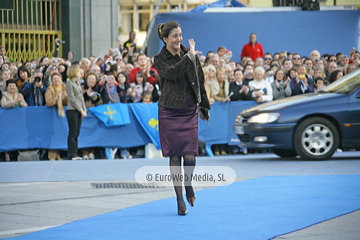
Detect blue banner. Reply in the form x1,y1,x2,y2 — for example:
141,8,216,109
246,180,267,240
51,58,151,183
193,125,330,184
130,103,161,149
0,102,258,152
0,106,151,152
89,103,130,127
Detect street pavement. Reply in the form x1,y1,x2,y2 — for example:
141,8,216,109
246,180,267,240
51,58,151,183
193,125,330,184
0,151,359,239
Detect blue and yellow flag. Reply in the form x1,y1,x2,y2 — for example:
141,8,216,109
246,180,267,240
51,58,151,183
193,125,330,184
130,103,161,149
89,103,130,127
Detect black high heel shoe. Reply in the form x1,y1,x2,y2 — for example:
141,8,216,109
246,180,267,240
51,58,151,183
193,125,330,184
178,209,188,215
177,200,187,216
187,195,196,207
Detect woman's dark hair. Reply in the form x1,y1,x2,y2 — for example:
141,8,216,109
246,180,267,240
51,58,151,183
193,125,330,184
235,62,244,67
39,56,48,65
17,65,30,80
116,72,130,90
157,21,181,44
314,77,325,84
328,70,342,84
6,78,16,87
135,71,148,88
110,64,119,73
206,51,214,58
59,63,68,82
270,60,280,67
274,68,286,81
244,64,253,70
122,51,128,59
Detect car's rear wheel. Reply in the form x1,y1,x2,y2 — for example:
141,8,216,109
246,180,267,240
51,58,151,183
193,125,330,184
294,117,339,160
272,149,298,158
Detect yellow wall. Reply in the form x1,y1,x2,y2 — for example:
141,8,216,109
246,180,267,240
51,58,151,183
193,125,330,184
247,0,272,7
325,0,360,5
247,0,360,7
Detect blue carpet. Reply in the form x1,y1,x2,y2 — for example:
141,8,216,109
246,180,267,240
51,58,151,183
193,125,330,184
11,175,360,240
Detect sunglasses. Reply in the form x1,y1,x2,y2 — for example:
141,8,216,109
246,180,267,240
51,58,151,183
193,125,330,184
279,56,285,59
329,59,337,62
292,57,300,60
264,58,272,60
115,59,122,61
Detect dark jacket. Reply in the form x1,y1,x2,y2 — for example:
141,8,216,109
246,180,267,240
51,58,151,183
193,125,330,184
154,45,210,110
290,77,315,96
229,81,252,101
97,83,132,104
21,80,47,106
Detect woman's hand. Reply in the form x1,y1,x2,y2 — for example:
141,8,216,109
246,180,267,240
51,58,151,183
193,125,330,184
240,85,249,94
188,39,196,56
15,94,22,103
29,76,35,84
255,91,263,97
81,109,87,118
256,96,263,103
221,97,230,103
149,84,154,92
199,111,210,121
284,76,290,85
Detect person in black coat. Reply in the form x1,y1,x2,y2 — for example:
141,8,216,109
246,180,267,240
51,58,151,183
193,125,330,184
229,69,252,101
154,21,210,216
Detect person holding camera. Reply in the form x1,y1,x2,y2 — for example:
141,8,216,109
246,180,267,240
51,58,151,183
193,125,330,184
20,69,47,106
54,38,65,58
271,69,292,100
290,65,315,96
242,64,254,86
98,73,122,104
124,31,137,51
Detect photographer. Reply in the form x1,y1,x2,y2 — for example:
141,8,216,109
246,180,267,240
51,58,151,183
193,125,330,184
20,69,47,106
242,64,254,86
54,38,65,58
124,31,137,51
97,73,122,104
271,69,292,100
44,65,58,86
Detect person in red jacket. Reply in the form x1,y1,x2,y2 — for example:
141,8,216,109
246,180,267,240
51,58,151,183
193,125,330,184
241,33,264,61
129,54,158,84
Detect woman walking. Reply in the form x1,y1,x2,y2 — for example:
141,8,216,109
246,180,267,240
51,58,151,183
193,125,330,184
154,21,210,215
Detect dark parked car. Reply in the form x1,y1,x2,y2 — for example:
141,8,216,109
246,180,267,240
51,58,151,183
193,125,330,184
234,69,360,160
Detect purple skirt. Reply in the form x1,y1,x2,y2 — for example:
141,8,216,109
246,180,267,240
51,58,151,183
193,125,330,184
158,104,198,157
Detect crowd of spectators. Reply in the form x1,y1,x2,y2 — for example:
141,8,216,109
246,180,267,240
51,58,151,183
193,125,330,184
0,33,359,160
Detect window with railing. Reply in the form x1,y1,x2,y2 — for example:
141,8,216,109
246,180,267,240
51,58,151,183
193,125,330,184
0,0,62,62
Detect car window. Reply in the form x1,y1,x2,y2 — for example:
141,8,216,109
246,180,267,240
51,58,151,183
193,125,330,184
324,70,360,94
